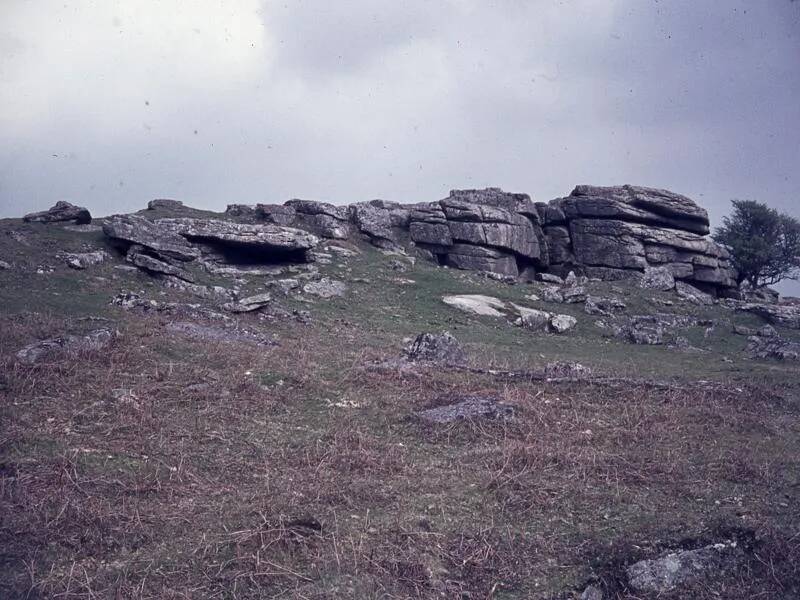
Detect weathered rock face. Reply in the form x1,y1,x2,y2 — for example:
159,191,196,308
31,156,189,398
283,200,350,239
559,184,710,234
103,215,200,262
102,182,736,291
540,185,736,292
156,218,318,259
147,199,184,211
23,201,92,225
408,188,546,278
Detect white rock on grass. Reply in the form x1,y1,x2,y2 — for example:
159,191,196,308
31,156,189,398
549,314,577,333
442,294,507,317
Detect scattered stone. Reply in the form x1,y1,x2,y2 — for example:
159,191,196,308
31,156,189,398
584,295,626,316
747,335,800,361
640,265,676,291
564,271,578,286
757,324,779,338
16,328,114,365
326,245,359,257
62,223,103,233
442,294,507,317
733,325,755,336
23,201,91,224
549,314,577,333
540,286,564,303
538,273,564,284
544,361,592,378
161,278,234,301
269,278,300,294
740,303,800,329
405,332,466,364
580,584,604,600
622,322,664,345
514,306,552,331
0,260,12,269
61,250,109,270
561,285,587,304
303,278,347,298
625,540,742,594
417,396,515,424
222,292,272,313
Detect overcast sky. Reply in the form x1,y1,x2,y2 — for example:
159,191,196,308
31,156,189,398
1,1,798,224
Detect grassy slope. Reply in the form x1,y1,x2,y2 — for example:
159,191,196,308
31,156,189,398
1,215,799,599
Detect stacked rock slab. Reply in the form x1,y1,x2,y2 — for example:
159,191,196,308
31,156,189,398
542,185,737,292
102,214,319,279
24,201,92,225
408,188,546,278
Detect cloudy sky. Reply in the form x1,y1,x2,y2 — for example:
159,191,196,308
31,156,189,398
1,0,798,227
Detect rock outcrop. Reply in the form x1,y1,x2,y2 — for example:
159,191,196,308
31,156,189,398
156,218,318,260
533,185,736,293
103,215,200,262
23,201,92,225
101,184,737,294
408,188,545,279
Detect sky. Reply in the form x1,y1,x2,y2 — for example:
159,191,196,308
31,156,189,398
1,1,799,284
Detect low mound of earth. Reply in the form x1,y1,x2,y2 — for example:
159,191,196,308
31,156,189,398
1,190,799,599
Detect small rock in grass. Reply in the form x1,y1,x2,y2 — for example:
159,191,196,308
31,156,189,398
549,314,577,333
417,396,515,424
625,540,743,594
405,332,466,364
303,278,347,298
16,328,114,365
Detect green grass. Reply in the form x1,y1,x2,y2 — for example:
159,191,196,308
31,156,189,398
1,217,799,598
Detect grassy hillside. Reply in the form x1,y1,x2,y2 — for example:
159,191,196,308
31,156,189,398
1,215,799,598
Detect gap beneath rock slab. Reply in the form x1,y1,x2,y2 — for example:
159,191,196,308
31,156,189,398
191,238,311,266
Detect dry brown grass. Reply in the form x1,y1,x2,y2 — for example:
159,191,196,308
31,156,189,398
1,312,799,599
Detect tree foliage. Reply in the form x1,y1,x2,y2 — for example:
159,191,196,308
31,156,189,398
713,200,800,288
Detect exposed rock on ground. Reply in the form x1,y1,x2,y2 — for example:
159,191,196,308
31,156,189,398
126,245,194,281
416,396,515,424
746,335,800,360
405,332,466,364
60,250,109,270
303,278,346,298
222,293,272,313
23,201,92,225
443,294,578,334
550,314,578,333
16,328,114,364
625,540,743,594
740,303,800,329
544,361,592,378
442,294,507,317
584,295,626,316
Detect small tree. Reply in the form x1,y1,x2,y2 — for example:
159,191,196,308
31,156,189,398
713,200,800,289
